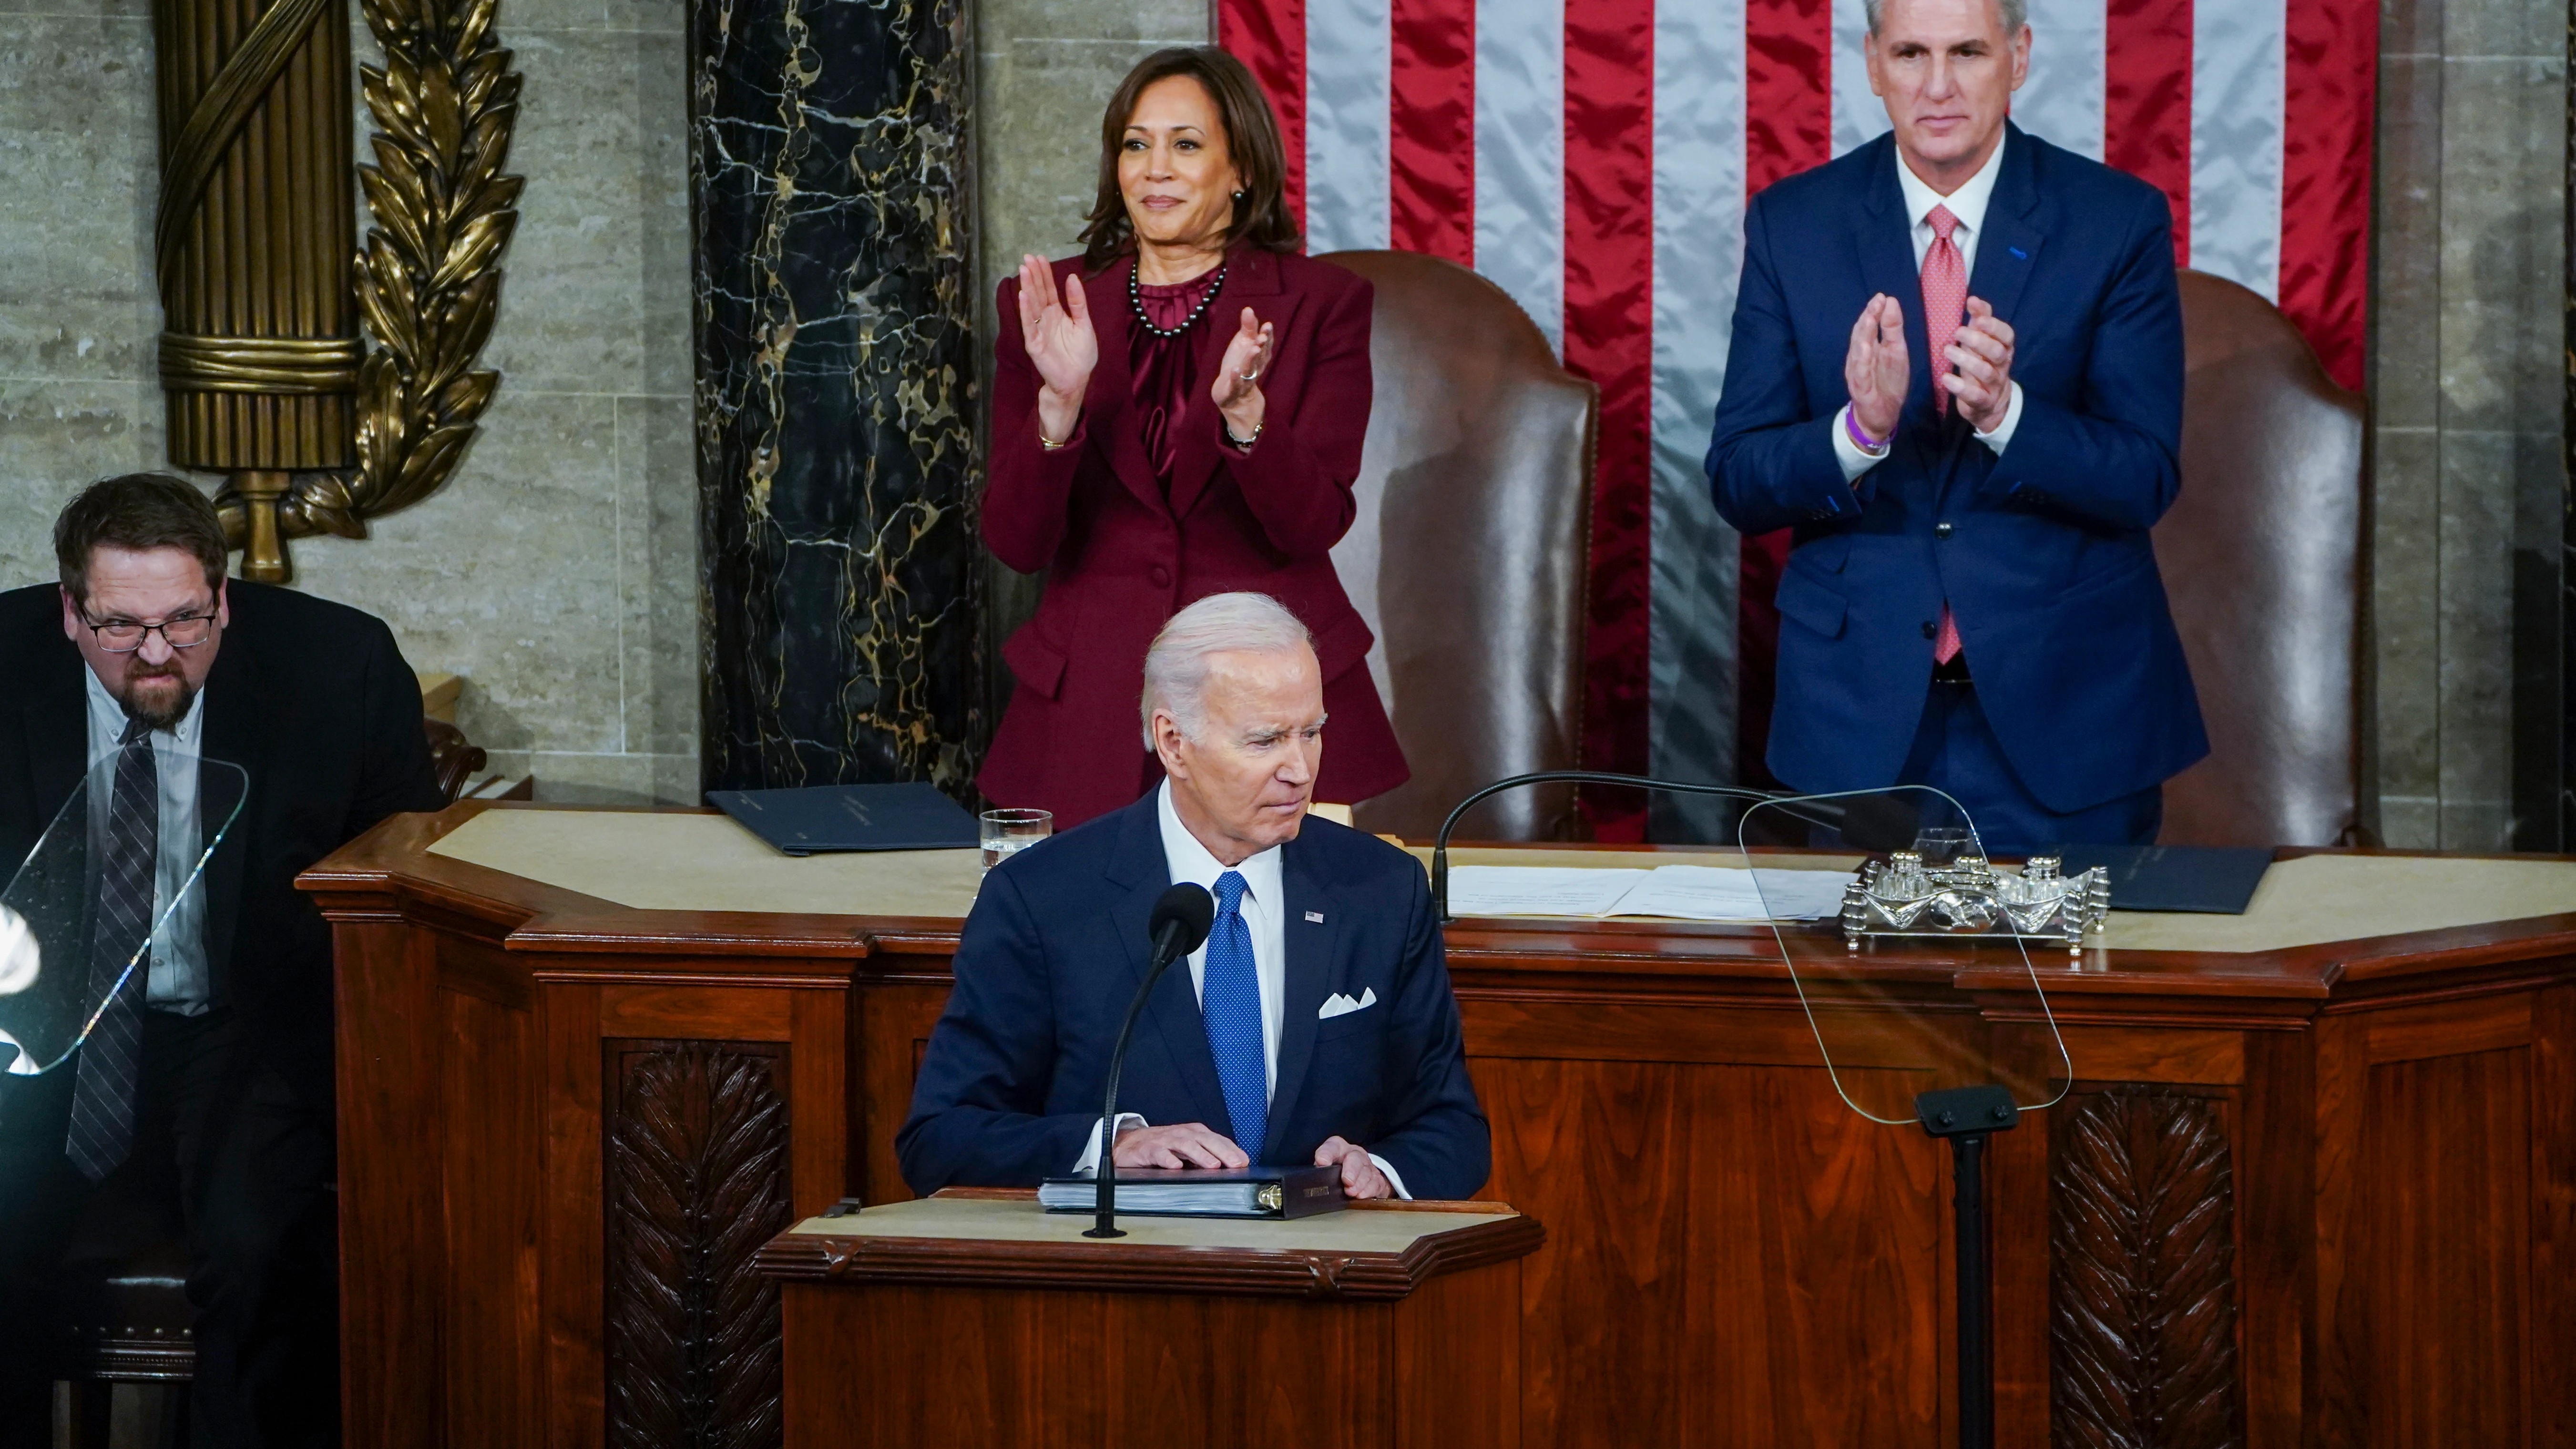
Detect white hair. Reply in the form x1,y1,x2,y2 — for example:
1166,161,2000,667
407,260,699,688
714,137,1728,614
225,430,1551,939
1139,592,1314,747
1865,0,2027,34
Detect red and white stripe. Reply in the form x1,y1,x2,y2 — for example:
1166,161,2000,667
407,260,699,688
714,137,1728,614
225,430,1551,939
1219,0,2373,823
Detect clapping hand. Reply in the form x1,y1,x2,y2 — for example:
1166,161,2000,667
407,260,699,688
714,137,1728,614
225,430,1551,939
1017,253,1097,444
1212,306,1274,445
1942,296,2015,434
1843,293,1908,443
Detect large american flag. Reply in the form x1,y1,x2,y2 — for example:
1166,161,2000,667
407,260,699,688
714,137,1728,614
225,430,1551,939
1217,0,2374,837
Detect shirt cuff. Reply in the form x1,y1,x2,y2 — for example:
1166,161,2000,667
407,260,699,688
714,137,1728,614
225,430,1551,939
1972,382,2024,454
1368,1153,1412,1200
1072,1113,1147,1176
1832,404,1891,482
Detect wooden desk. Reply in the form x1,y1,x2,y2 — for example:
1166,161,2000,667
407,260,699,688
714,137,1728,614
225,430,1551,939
304,802,2576,1449
755,1192,1542,1447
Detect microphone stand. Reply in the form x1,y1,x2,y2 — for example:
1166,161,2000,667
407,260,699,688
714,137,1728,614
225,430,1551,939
1087,920,1196,1239
1431,770,1851,920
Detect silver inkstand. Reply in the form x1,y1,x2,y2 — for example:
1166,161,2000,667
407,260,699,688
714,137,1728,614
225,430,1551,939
1840,851,2110,956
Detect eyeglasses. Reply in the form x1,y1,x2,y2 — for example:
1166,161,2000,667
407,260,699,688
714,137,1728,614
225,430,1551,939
84,612,216,653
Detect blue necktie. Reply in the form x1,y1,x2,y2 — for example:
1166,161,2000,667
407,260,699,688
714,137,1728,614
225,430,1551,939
1200,871,1267,1154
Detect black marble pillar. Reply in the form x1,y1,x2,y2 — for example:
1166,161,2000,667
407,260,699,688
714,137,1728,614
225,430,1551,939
689,0,980,795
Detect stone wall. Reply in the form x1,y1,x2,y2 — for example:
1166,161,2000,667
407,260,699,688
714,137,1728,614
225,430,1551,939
2373,0,2567,848
0,0,696,803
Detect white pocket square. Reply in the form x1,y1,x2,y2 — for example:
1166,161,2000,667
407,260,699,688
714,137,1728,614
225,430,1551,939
1318,987,1378,1020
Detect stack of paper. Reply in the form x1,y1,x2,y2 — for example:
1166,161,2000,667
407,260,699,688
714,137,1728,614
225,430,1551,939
1444,864,1855,922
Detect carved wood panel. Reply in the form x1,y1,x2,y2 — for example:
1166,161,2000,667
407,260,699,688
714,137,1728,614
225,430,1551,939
2051,1087,2244,1449
603,1039,792,1449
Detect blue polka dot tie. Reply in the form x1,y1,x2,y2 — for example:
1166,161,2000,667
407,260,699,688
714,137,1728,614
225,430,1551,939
1200,871,1267,1155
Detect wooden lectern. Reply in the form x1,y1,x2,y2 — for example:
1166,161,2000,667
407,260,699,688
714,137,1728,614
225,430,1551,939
754,1191,1544,1448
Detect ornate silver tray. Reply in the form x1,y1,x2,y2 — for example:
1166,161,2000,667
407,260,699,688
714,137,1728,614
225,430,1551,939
1839,852,2109,955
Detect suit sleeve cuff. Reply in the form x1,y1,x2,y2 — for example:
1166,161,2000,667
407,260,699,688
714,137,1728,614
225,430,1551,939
1367,1153,1412,1200
1832,404,1891,482
1973,382,2024,454
1072,1113,1147,1176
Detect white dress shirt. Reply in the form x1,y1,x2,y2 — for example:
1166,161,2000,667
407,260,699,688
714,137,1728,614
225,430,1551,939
1833,131,2026,480
1072,781,1408,1196
82,668,209,1015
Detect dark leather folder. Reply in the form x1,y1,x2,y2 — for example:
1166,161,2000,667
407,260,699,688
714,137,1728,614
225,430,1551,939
2055,844,2273,915
709,783,981,856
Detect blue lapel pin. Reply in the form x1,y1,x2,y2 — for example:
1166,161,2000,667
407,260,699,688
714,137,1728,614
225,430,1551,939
2008,245,2027,260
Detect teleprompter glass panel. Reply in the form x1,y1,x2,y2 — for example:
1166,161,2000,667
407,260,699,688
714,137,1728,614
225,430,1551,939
1732,786,2076,1126
0,757,247,1079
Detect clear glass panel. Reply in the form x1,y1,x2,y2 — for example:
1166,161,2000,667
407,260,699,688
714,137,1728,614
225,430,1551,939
0,756,248,1077
1732,786,2081,1126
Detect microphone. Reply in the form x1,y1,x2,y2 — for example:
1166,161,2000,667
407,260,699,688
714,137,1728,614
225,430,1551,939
1087,881,1216,1238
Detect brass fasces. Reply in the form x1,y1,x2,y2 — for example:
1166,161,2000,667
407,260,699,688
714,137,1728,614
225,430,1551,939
148,0,520,582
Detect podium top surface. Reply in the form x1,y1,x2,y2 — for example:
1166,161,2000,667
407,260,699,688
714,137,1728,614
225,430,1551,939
418,805,2576,957
755,1192,1544,1301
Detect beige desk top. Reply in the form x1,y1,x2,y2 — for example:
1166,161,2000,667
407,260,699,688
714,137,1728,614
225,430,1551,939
786,1194,1518,1253
431,808,989,918
427,807,2576,956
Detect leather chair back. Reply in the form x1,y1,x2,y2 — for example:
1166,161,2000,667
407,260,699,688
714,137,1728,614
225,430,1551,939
2156,270,2367,846
1314,251,1597,840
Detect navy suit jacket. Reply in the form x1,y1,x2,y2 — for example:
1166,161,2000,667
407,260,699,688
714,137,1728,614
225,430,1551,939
1707,124,2207,812
896,794,1490,1201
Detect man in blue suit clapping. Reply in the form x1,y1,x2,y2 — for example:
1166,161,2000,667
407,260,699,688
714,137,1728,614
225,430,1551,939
899,592,1489,1201
1709,0,2206,854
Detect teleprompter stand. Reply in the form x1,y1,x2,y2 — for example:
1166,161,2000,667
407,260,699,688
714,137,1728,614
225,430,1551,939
1914,1083,2019,1449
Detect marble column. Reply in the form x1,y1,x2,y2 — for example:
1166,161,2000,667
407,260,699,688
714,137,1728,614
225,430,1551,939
689,0,980,795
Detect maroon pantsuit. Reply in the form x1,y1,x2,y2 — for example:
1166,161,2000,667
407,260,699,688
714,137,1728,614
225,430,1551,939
978,244,1409,827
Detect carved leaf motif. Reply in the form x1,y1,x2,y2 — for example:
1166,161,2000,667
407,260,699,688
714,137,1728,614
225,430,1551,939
2051,1088,2244,1449
245,0,521,551
604,1042,791,1449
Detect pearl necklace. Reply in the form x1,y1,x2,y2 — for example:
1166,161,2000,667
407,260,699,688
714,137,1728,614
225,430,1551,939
1129,261,1227,339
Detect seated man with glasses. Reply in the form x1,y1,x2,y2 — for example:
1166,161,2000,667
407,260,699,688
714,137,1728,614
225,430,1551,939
0,473,446,1448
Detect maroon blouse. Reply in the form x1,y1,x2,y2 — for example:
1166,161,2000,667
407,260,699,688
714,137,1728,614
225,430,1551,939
1129,265,1227,489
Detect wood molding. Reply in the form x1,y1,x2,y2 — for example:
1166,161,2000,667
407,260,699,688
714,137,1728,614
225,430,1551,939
755,1200,1545,1303
2050,1087,2245,1448
603,1040,793,1449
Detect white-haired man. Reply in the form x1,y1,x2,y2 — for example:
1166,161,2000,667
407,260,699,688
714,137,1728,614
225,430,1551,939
899,592,1488,1200
1708,0,2203,855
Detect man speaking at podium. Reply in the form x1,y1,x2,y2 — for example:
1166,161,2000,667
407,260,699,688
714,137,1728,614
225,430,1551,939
1708,0,2205,854
900,592,1487,1202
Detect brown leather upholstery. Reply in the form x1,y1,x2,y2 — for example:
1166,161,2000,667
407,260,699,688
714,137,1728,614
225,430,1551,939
2156,270,2367,847
1312,250,1597,841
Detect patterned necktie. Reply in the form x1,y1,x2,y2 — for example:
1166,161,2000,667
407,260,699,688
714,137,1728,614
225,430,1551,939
1922,202,1967,665
68,717,158,1182
1199,871,1267,1155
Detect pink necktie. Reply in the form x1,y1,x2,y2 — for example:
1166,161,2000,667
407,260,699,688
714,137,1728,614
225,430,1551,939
1922,204,1965,665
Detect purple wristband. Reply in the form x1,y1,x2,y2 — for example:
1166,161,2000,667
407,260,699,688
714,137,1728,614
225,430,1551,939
1844,408,1891,453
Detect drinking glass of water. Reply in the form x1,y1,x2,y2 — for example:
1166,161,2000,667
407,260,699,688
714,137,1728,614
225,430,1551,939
980,809,1052,877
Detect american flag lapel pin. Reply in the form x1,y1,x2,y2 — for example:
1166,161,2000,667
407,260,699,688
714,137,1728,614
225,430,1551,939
1305,910,1325,923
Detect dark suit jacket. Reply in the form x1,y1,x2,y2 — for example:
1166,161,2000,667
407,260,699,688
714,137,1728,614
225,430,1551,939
897,794,1489,1200
977,243,1409,828
0,580,445,1111
1707,124,2208,813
